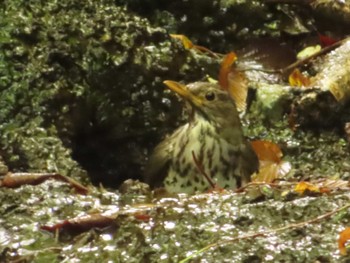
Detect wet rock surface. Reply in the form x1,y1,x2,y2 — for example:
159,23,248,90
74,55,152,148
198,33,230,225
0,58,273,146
1,180,350,262
0,0,219,186
1,0,350,262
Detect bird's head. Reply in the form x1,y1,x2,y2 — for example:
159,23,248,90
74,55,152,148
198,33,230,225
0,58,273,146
163,80,240,126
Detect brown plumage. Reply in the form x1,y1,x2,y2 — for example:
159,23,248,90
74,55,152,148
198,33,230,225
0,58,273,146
144,81,258,194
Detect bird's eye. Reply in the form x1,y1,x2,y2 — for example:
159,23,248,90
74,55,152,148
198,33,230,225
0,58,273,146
205,92,215,101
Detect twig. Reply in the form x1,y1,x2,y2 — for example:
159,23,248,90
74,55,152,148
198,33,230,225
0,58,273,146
180,202,350,263
281,37,348,75
240,37,349,76
193,44,223,59
191,151,216,189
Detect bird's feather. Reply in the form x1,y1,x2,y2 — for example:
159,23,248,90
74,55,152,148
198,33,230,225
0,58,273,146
144,127,183,187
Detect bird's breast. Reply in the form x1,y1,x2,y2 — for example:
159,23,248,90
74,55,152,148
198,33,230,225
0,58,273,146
165,120,244,193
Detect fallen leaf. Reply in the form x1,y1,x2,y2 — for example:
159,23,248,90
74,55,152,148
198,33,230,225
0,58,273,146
251,161,291,184
250,140,290,183
318,33,338,47
219,52,237,90
295,179,349,195
339,227,350,255
288,68,311,87
227,69,248,112
170,34,194,49
134,213,151,222
296,45,321,60
251,140,282,163
294,181,320,195
218,52,248,111
41,213,117,233
41,204,157,234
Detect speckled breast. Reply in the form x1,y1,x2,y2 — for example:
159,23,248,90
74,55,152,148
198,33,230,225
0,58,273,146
164,119,243,194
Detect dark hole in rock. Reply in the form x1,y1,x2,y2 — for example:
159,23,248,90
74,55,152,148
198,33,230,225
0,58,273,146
62,66,182,188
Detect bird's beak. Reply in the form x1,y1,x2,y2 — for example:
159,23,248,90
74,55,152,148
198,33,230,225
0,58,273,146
163,80,203,107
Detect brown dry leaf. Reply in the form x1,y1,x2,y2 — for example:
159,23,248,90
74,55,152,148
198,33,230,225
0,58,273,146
41,203,157,233
320,179,349,193
339,227,350,256
288,68,311,87
219,52,237,90
251,140,282,163
41,213,117,233
227,68,248,112
218,52,247,112
250,140,290,183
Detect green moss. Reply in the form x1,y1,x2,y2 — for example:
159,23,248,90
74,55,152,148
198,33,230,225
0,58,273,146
2,1,350,261
254,83,293,123
0,0,219,185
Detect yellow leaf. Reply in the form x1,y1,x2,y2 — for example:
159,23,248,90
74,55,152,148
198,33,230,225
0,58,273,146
170,34,219,58
296,45,321,60
294,181,320,195
288,68,311,87
170,34,194,49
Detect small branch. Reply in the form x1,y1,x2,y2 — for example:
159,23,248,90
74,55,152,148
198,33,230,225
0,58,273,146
281,37,348,75
180,202,350,263
191,151,216,189
193,45,223,58
240,37,349,76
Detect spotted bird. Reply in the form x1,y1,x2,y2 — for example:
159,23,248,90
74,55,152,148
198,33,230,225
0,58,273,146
145,81,258,194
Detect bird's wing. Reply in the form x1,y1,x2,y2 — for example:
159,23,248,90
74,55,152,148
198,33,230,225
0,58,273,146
144,126,186,187
144,140,172,187
144,126,183,187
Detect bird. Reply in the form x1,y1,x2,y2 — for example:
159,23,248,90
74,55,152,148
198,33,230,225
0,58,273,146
144,80,259,194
